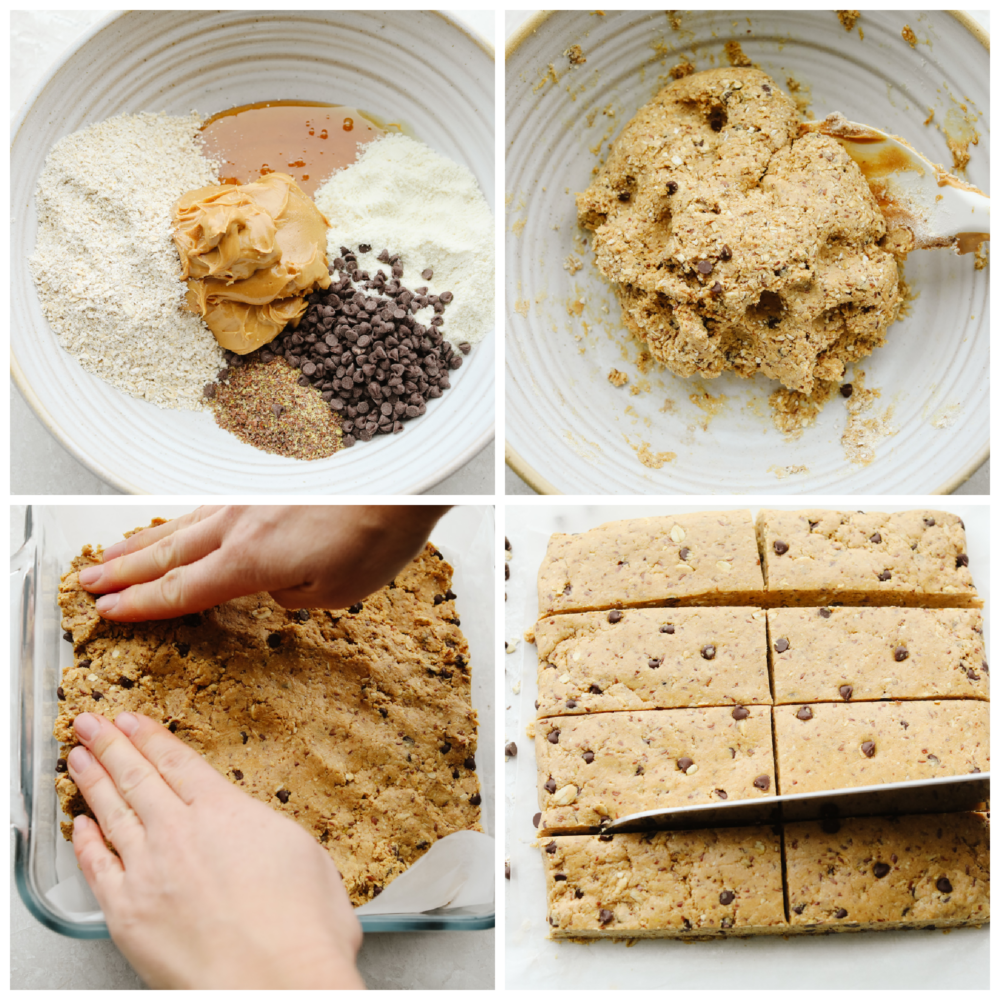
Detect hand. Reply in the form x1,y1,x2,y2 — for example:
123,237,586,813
78,505,450,621
67,711,364,989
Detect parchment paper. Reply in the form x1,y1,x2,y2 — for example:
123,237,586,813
503,503,989,990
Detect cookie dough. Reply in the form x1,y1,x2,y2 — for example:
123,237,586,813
535,606,771,717
537,510,764,616
55,537,481,906
542,826,785,938
768,606,988,703
773,700,989,795
758,509,981,608
577,68,900,396
785,812,989,930
534,706,774,833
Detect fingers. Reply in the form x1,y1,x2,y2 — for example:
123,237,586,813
95,545,267,621
71,813,126,904
79,507,228,596
99,506,223,564
111,711,230,805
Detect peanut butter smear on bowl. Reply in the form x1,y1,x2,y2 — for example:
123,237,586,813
173,172,331,354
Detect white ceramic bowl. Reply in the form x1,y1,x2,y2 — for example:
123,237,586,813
506,10,988,494
12,10,494,494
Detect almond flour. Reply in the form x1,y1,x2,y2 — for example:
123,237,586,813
29,112,224,409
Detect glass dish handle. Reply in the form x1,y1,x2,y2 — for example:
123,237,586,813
10,505,35,835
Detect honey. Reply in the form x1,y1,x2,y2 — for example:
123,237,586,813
200,101,383,197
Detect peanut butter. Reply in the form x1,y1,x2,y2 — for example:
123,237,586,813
173,172,331,354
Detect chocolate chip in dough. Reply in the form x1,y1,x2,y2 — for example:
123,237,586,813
276,789,290,803
349,602,364,614
532,812,541,828
873,862,891,879
295,609,311,622
554,873,568,882
545,841,557,854
894,646,909,662
774,637,789,653
648,658,661,669
720,244,732,261
924,516,935,527
792,904,806,915
696,259,714,275
773,540,789,555
464,756,476,770
470,793,482,806
57,686,65,701
440,742,452,754
839,685,853,701
719,890,735,905
819,608,832,618
63,631,73,643
55,759,68,773
505,861,511,880
91,691,103,701
598,908,614,926
936,877,953,894
870,532,881,544
544,777,557,794
840,384,853,398
566,699,577,708
716,789,728,799
754,774,771,791
607,609,623,623
861,740,876,758
732,706,749,720
589,683,603,695
956,553,969,568
267,633,282,648
232,769,244,781
701,644,716,660
796,706,813,721
598,833,613,842
583,751,595,764
677,756,695,773
574,888,583,898
547,729,560,744
679,547,690,561
878,570,892,581
118,675,134,689
834,908,848,919
660,624,675,634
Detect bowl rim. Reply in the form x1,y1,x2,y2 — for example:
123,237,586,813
503,9,989,497
12,9,495,495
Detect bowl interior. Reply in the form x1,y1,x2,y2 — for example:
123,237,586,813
505,10,988,495
12,10,494,494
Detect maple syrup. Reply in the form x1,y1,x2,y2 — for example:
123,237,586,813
200,101,383,197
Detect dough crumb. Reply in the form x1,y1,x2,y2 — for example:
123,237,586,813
514,298,530,317
768,381,837,438
946,134,976,173
628,437,676,469
837,11,860,31
929,403,961,429
901,24,917,48
563,254,584,275
841,370,896,464
924,108,935,126
767,464,810,480
565,44,586,65
608,368,629,387
524,624,536,644
974,242,988,271
506,637,519,654
725,41,752,67
670,60,696,80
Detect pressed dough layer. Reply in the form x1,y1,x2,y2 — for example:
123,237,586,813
577,67,901,396
55,537,481,906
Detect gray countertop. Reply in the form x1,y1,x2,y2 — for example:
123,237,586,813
11,9,495,497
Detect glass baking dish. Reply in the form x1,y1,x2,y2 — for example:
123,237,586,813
11,504,495,936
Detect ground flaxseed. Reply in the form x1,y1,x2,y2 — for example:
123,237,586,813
208,358,341,460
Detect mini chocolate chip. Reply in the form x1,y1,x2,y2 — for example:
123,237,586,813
267,633,282,648
505,861,511,880
873,862,890,879
701,645,716,660
719,890,735,905
835,908,848,919
774,637,789,653
470,793,482,806
232,769,244,781
349,602,363,614
956,553,969,568
91,691,103,701
241,731,249,744
696,259,713,275
840,384,853,398
936,877,953,894
63,630,72,642
598,908,614,925
839,685,853,701
574,888,584,898
773,540,788,555
545,841,557,854
295,609,311,622
796,706,813,721
548,729,560,744
544,777,557,794
870,532,882,544
434,594,444,605
57,686,65,701
78,659,92,670
677,756,695,773
464,756,476,770
583,751,595,764
679,547,690,560
617,191,631,202
924,517,935,527
720,245,732,260
635,765,644,775
754,774,770,791
598,833,613,842
554,873,568,882
861,740,876,758
792,904,806,915
276,789,290,803
533,812,541,828
505,565,510,581
118,675,134,689
819,607,832,618
175,642,190,657
666,181,678,195
566,699,578,708
660,624,675,634
589,683,603,694
55,759,68,773
732,706,749,720
894,646,909,662
607,609,623,623
648,658,661,669
716,789,728,799
878,570,892,581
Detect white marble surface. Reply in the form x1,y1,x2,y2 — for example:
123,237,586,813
504,11,990,497
11,9,496,497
